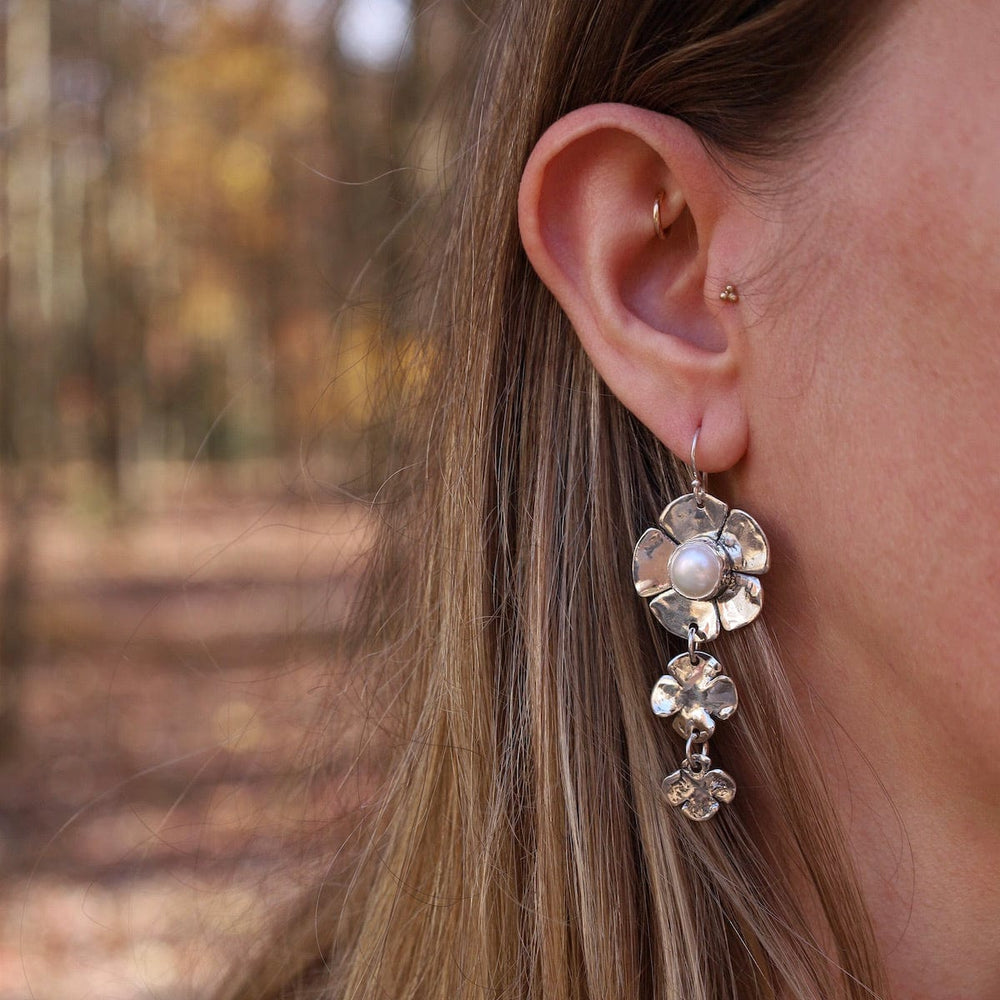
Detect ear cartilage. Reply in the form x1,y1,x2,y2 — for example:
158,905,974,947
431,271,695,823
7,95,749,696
719,284,739,303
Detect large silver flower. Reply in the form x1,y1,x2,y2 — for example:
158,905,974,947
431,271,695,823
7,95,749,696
651,652,737,738
633,492,769,641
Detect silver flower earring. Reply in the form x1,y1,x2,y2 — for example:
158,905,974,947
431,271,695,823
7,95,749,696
632,428,770,820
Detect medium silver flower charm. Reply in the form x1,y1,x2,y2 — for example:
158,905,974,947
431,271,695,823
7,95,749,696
651,652,737,738
662,757,737,822
633,491,769,640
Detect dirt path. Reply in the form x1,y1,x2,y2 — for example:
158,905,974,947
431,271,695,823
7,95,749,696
0,493,374,998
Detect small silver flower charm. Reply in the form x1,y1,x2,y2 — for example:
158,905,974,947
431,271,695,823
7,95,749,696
662,753,737,822
633,492,769,640
651,651,738,738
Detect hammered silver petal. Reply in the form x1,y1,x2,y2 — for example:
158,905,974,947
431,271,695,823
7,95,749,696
697,674,738,722
666,651,720,686
716,574,763,632
658,492,729,544
682,793,722,821
633,527,677,597
650,589,720,641
650,674,682,717
674,706,714,738
662,767,697,808
705,768,737,804
719,509,770,575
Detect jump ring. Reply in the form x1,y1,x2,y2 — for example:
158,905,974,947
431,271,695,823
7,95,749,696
687,624,704,664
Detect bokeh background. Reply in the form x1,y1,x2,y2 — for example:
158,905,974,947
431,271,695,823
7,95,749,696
0,0,482,995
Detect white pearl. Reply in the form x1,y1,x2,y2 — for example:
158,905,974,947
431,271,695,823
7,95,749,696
669,540,723,600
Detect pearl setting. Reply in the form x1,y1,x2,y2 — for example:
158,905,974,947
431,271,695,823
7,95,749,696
667,539,726,601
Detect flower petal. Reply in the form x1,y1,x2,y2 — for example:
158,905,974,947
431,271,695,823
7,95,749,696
683,799,720,821
719,509,770,575
706,768,737,805
698,674,738,722
662,768,696,808
650,675,682,717
674,706,714,739
680,783,723,821
666,651,720,687
633,527,676,597
650,589,720,641
658,492,728,544
716,574,763,632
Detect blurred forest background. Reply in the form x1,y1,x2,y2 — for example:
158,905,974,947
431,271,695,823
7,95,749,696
0,0,483,995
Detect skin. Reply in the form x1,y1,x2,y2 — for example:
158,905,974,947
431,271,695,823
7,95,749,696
738,2,1000,994
519,0,1000,996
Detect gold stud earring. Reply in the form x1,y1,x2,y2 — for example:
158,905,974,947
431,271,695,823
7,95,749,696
719,284,739,303
653,190,669,240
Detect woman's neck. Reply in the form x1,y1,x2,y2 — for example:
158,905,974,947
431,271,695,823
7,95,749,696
778,616,1000,1000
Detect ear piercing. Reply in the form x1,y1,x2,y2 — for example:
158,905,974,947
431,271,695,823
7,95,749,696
653,190,669,240
653,191,740,306
653,188,740,302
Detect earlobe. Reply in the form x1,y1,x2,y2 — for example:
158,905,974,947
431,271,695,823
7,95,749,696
517,103,751,473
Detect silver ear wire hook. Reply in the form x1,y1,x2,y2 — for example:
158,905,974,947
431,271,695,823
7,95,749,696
690,427,707,508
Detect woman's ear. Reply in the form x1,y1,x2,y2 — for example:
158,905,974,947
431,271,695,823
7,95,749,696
518,103,754,472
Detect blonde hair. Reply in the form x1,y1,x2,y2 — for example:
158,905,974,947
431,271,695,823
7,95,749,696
218,2,891,997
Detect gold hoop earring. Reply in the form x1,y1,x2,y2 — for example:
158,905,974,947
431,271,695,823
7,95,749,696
653,190,669,240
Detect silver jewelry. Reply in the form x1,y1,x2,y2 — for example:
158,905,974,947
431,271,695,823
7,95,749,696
632,428,769,820
719,284,739,303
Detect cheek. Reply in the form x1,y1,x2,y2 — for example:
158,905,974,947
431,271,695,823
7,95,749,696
828,164,1000,640
738,0,1000,774
746,211,1000,762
